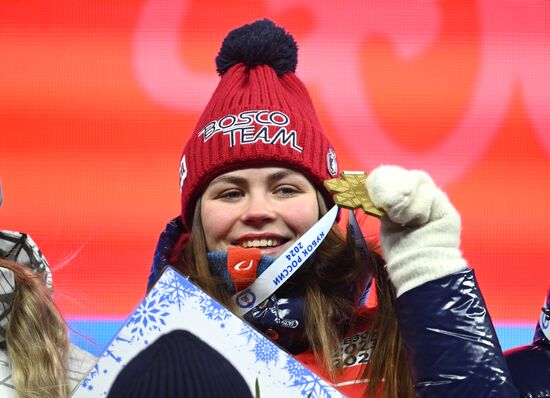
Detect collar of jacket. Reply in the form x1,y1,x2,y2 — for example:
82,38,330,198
207,252,308,354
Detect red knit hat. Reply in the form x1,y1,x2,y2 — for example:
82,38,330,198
179,19,338,229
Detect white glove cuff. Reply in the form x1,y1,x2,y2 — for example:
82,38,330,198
385,248,467,297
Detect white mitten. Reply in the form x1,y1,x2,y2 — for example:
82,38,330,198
366,165,467,297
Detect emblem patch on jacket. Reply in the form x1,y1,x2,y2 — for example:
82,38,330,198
333,331,376,368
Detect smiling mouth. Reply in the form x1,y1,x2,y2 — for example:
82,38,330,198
240,238,282,249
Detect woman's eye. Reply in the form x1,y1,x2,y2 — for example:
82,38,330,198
274,186,299,196
219,190,243,200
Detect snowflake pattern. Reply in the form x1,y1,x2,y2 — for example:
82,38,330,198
285,357,335,398
81,363,100,391
239,324,259,344
74,267,342,398
103,335,133,364
251,336,280,365
157,269,195,310
197,294,231,323
128,289,171,339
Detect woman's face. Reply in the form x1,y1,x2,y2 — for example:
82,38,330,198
200,167,319,258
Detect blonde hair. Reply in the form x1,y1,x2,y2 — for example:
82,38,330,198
174,193,413,398
1,259,69,398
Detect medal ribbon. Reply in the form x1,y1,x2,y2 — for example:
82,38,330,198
232,205,339,316
348,210,373,305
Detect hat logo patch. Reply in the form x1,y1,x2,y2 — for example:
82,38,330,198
179,155,188,192
327,148,338,177
198,110,303,153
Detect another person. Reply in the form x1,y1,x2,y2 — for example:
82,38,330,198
0,184,96,397
147,19,517,397
107,329,253,398
504,287,550,397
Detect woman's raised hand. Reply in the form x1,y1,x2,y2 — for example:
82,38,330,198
365,165,467,297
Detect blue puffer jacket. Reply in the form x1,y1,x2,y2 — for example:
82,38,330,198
396,269,518,397
147,217,519,397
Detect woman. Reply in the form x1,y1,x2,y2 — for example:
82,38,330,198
148,19,517,397
0,231,96,398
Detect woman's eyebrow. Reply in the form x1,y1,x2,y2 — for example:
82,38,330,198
209,169,300,187
267,170,297,184
209,175,248,186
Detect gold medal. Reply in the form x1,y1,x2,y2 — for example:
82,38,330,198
324,171,384,218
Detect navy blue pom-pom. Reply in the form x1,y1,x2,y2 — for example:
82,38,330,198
216,19,298,76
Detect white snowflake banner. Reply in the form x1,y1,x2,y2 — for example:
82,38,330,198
72,267,344,398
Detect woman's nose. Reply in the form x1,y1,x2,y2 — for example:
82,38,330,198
240,193,276,226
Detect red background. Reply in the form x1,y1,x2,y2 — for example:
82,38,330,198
1,1,549,336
